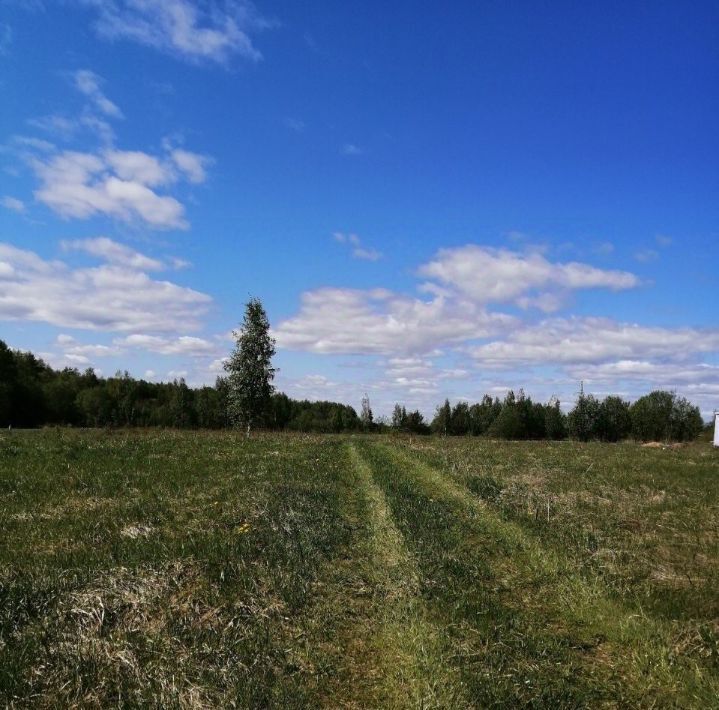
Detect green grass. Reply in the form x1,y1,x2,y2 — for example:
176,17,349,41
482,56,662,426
1,430,717,707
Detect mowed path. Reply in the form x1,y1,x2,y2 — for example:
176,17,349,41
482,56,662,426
302,439,719,708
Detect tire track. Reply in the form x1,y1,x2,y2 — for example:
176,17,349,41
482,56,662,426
301,443,467,708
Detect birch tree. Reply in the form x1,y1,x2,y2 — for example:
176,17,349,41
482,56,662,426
225,298,276,436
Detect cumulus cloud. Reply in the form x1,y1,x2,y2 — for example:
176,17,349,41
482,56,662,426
275,245,646,356
56,333,121,358
16,71,211,229
32,150,191,229
115,334,217,356
469,317,719,367
61,237,164,271
104,150,171,186
385,356,435,379
81,0,271,64
0,242,211,332
274,287,515,355
170,149,210,184
419,245,640,310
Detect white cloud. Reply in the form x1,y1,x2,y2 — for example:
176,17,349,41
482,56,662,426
294,374,338,391
438,368,471,380
80,115,116,144
61,237,164,271
170,256,192,270
32,150,188,229
1,196,25,213
353,247,382,262
341,143,362,156
207,357,228,377
469,317,719,367
27,70,122,144
27,115,79,139
0,242,211,332
276,245,648,357
73,69,123,119
116,334,217,356
333,231,382,261
16,69,210,230
105,150,171,186
385,356,435,378
56,334,121,358
10,135,56,153
274,287,514,355
333,232,360,246
82,0,271,64
568,359,719,386
24,134,212,228
170,149,209,184
419,245,640,310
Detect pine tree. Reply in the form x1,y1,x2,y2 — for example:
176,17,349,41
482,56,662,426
567,383,600,442
224,298,276,436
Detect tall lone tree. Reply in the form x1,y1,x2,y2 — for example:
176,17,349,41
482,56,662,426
225,297,276,436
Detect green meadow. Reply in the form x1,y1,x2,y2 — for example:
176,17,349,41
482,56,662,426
1,430,717,708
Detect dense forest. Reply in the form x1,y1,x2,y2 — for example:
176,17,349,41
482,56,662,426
425,388,704,442
0,340,358,432
0,340,705,441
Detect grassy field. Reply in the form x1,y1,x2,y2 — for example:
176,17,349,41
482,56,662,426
1,430,718,708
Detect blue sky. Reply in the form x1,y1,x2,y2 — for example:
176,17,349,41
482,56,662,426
1,0,718,417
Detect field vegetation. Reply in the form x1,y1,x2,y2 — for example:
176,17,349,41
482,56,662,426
1,429,717,707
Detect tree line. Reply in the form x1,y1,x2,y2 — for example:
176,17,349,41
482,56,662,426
0,338,363,432
420,387,703,442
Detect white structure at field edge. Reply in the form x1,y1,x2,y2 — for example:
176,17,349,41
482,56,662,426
714,412,719,447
